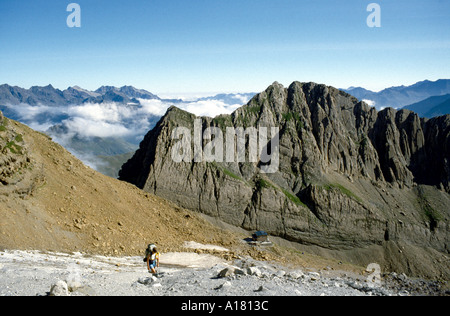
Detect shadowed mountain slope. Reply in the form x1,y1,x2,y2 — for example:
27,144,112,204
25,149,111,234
120,81,450,279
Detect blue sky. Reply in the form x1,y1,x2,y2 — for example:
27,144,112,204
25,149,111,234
1,0,449,95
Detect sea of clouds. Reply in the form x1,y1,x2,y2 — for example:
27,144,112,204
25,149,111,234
3,94,252,142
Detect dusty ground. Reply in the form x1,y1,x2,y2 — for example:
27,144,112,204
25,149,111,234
2,246,446,297
0,248,388,297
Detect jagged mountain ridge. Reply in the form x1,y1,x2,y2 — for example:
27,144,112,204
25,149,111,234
0,84,160,107
119,81,450,278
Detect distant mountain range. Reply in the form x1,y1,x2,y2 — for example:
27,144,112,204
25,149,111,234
402,94,450,118
0,83,255,108
5,80,449,116
343,79,450,111
0,84,160,107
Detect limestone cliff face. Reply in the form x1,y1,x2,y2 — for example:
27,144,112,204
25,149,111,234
119,82,450,269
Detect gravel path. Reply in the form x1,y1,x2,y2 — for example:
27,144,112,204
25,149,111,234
0,249,399,296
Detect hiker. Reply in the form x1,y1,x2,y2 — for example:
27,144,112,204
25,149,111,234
145,244,160,274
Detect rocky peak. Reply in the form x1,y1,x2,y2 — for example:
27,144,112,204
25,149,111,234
119,81,450,278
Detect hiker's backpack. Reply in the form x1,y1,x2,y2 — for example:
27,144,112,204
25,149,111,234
143,244,157,262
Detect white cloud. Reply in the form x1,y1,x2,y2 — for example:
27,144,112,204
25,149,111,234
233,94,252,105
63,116,133,138
67,102,142,123
182,100,234,118
139,99,171,117
2,103,65,121
59,98,241,139
139,97,246,118
4,95,250,141
27,121,55,132
362,99,376,107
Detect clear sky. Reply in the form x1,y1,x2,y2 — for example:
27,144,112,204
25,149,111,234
1,0,449,95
